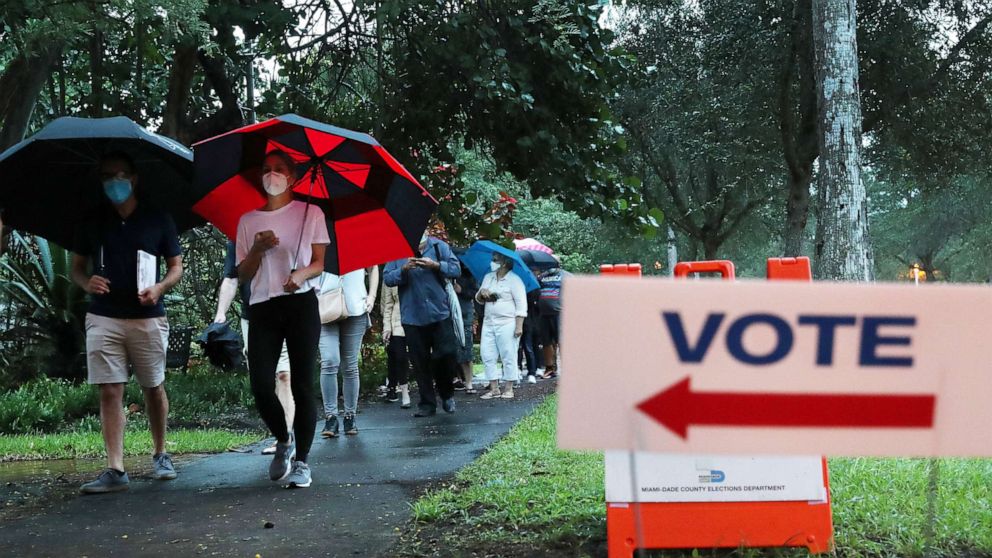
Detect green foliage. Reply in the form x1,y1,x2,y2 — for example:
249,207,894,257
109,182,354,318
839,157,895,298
0,233,88,384
512,198,671,274
871,174,992,282
359,341,389,398
613,1,784,259
0,366,254,435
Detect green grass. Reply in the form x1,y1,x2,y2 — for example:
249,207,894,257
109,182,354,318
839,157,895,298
0,428,259,461
410,395,604,547
409,396,992,557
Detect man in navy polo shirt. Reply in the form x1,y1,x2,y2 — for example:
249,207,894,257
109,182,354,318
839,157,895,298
71,151,184,494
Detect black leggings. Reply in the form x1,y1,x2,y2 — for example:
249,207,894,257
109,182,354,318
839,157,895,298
247,291,319,463
387,335,409,389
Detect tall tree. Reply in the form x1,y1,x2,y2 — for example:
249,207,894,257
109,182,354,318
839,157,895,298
811,0,873,280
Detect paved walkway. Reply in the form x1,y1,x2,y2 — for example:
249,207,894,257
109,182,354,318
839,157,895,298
0,383,552,557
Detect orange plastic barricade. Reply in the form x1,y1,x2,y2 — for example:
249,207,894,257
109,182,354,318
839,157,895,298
673,260,736,279
767,256,813,280
600,264,643,277
604,258,834,557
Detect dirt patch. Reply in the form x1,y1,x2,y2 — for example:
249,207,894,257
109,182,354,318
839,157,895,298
170,408,266,431
395,516,606,558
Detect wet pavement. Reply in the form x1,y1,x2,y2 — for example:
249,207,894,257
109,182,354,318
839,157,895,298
0,381,553,557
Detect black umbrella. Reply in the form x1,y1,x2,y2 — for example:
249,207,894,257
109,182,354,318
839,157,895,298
0,116,201,251
518,249,559,271
196,322,244,371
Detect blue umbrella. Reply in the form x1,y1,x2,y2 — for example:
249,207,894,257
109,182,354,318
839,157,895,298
458,240,540,292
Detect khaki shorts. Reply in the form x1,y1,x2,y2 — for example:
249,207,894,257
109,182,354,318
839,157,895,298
241,319,290,373
86,313,169,388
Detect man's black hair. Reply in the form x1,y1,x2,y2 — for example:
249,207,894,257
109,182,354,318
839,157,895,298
99,150,136,174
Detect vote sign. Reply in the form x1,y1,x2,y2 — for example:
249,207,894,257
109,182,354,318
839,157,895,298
557,277,992,456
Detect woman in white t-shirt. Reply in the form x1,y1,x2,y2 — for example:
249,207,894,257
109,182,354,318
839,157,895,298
236,150,329,489
475,252,527,400
317,266,378,437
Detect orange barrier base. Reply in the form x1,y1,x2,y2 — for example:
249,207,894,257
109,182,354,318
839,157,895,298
607,493,833,556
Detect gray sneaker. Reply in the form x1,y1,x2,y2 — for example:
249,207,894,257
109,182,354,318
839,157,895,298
80,469,129,494
269,435,296,481
152,453,177,480
284,461,312,488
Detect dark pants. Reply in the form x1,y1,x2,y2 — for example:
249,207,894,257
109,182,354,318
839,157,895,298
404,319,458,411
247,291,319,462
387,335,409,389
540,313,561,373
518,319,538,377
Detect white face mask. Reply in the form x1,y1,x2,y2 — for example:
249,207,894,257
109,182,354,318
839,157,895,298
262,172,290,196
490,261,501,272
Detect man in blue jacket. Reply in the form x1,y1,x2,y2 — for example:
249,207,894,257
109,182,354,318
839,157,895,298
383,233,461,417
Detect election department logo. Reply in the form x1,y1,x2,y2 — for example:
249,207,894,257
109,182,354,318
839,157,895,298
698,469,726,483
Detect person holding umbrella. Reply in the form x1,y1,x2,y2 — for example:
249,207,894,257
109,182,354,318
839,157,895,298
236,150,329,489
72,151,184,494
475,252,528,400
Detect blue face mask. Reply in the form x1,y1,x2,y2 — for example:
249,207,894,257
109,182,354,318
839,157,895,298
103,178,133,205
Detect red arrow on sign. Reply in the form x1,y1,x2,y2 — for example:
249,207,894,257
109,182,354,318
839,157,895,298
637,377,936,440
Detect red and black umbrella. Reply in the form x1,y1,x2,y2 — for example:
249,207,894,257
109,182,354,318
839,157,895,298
191,114,437,274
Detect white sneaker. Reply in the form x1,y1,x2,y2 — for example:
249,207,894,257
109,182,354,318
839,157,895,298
527,376,537,384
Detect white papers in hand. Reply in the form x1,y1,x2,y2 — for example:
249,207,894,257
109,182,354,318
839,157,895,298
137,250,156,292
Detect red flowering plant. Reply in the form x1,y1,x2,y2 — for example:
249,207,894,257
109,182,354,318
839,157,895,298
421,162,519,249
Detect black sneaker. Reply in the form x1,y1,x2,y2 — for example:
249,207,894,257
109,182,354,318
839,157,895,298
321,416,339,438
414,406,437,417
343,413,358,435
385,388,399,402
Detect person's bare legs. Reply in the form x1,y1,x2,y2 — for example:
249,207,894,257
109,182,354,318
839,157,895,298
100,383,126,471
276,371,295,431
142,383,169,456
461,362,474,389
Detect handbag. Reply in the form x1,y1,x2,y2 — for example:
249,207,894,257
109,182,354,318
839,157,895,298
317,274,347,324
432,244,466,346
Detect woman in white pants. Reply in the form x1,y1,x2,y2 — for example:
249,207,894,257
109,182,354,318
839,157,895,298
475,253,527,400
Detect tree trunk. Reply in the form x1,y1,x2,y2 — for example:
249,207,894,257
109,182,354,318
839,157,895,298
811,0,874,281
135,21,146,100
702,236,721,261
161,41,199,143
0,45,63,150
783,173,812,255
780,0,819,256
57,55,67,116
666,226,678,276
89,29,104,117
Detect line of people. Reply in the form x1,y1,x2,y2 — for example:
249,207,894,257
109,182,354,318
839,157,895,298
72,150,566,493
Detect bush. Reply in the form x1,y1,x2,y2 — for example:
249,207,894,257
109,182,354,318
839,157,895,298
0,367,254,435
360,341,389,397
